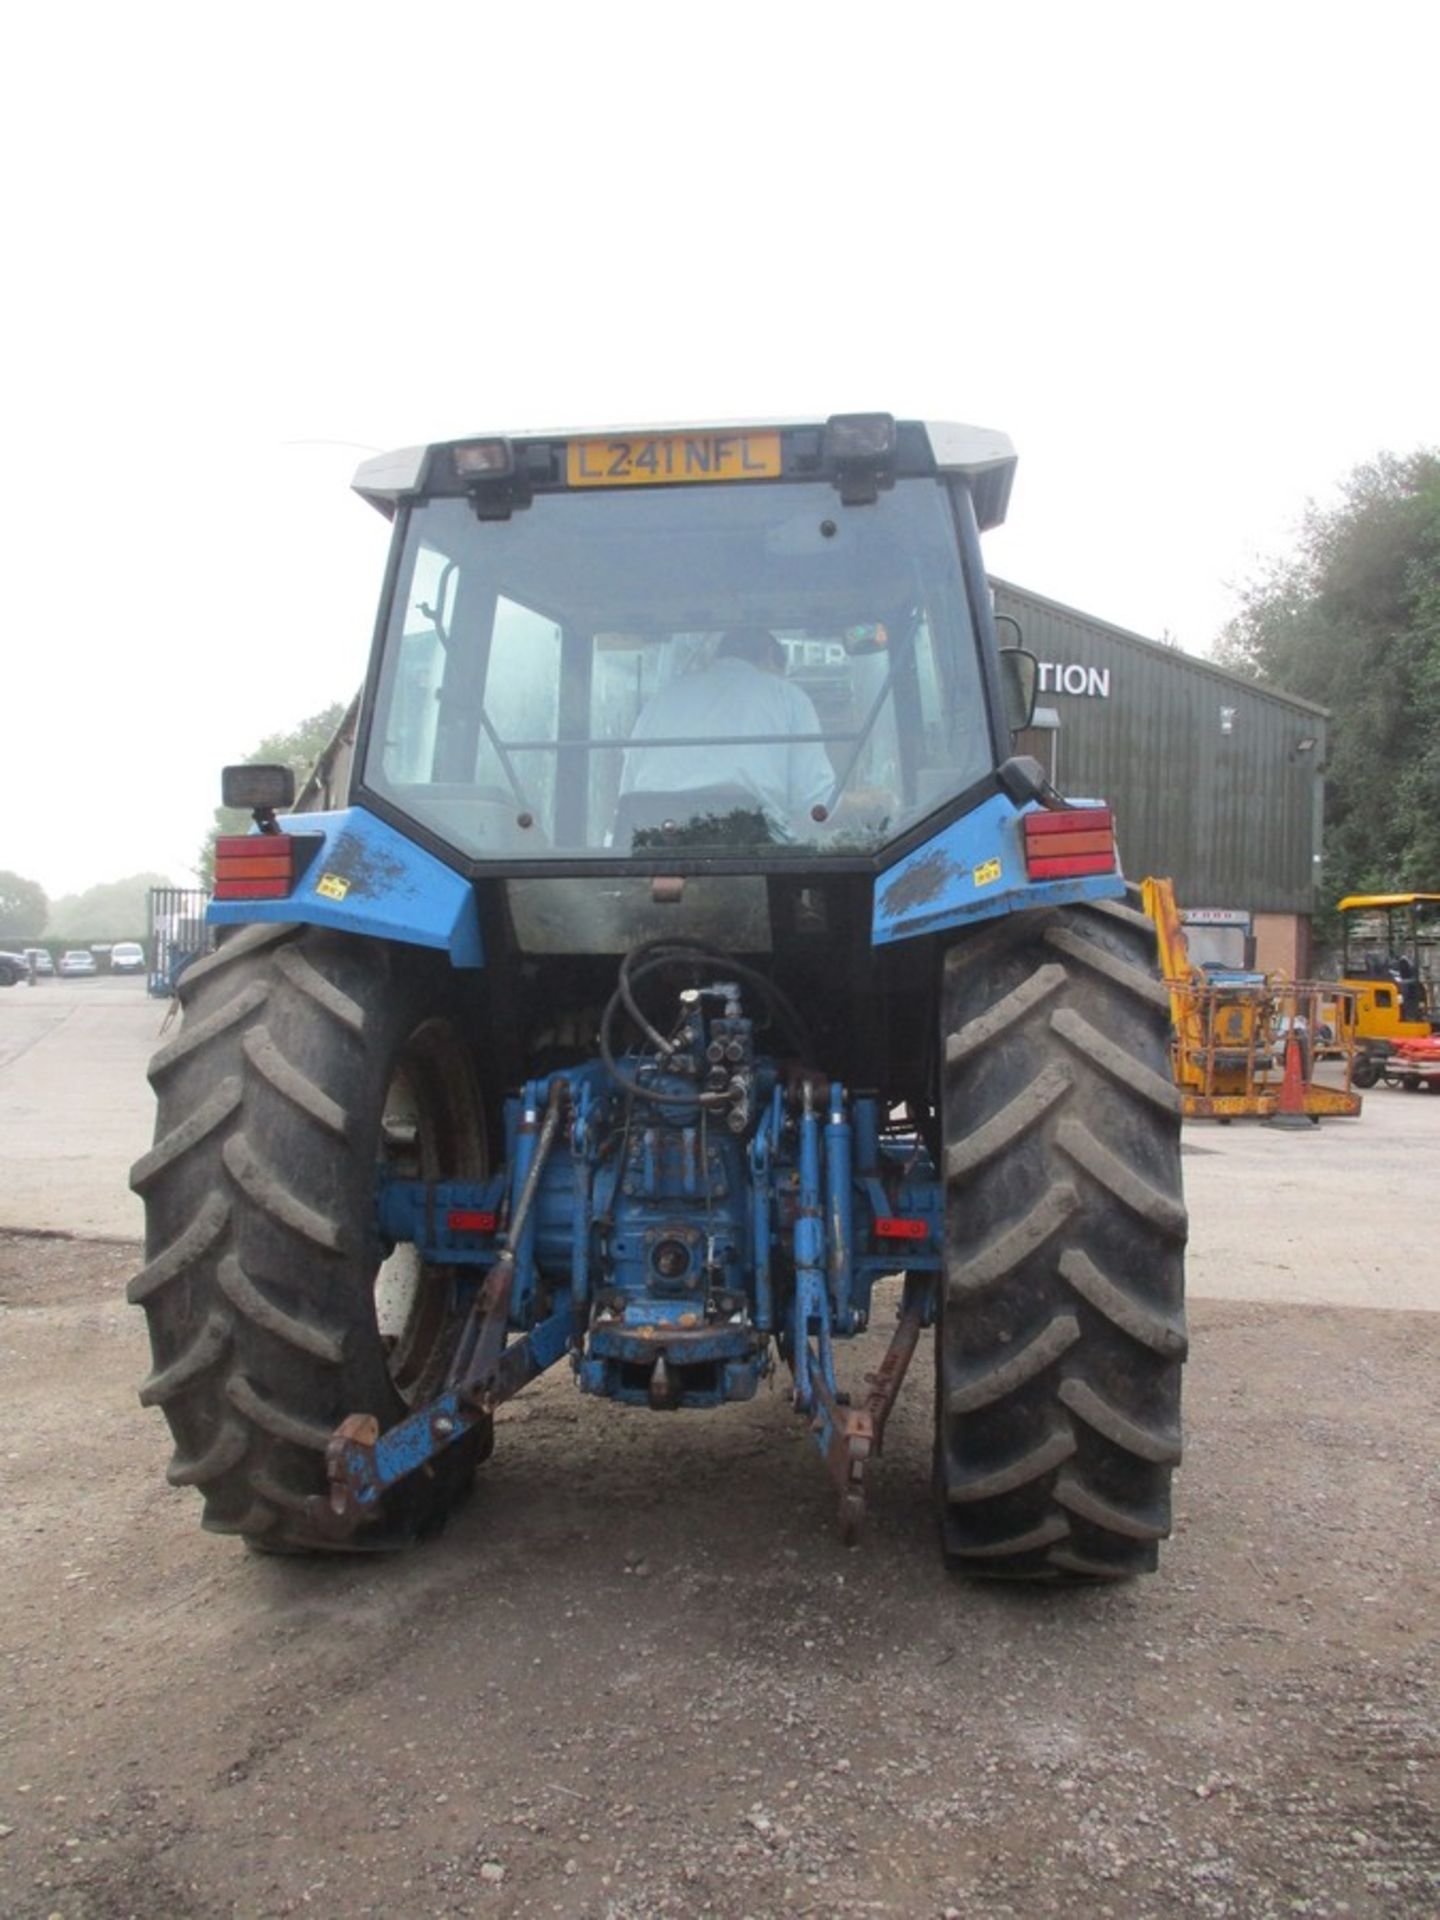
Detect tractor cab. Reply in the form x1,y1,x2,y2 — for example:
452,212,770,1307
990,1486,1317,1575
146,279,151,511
1337,893,1440,1026
1335,893,1440,1083
352,417,1024,880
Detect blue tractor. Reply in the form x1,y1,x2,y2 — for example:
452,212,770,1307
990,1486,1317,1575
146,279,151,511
130,415,1186,1577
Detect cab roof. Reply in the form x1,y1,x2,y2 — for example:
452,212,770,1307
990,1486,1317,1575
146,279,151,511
353,417,1017,530
1338,893,1440,910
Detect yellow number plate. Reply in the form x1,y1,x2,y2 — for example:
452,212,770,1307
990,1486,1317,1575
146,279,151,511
567,430,781,488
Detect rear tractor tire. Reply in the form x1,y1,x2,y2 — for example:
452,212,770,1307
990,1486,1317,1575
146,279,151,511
129,923,489,1551
937,893,1188,1580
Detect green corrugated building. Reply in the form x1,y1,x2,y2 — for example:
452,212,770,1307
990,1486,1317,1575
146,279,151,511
995,580,1327,976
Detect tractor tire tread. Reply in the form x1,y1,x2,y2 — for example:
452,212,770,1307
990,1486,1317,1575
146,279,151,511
130,1078,244,1193
241,1025,351,1137
273,945,369,1033
1054,1467,1168,1541
944,1425,1077,1503
165,1413,250,1487
1047,1546,1133,1581
1044,921,1173,1013
203,1501,283,1539
946,1180,1079,1298
126,1192,231,1305
225,1372,335,1451
220,1134,347,1253
944,962,1067,1066
1089,895,1161,936
943,1062,1073,1185
1058,1247,1188,1358
138,1310,232,1406
1049,1005,1180,1113
1055,1114,1189,1234
147,981,271,1084
217,1252,345,1362
937,896,1186,1580
944,1310,1080,1414
175,923,297,1001
1059,1377,1181,1463
131,925,482,1551
947,1514,1072,1560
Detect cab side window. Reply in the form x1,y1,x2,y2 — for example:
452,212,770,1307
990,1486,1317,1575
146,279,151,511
476,596,563,830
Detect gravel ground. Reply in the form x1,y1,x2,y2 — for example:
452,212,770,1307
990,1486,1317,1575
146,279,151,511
1,1233,1436,1920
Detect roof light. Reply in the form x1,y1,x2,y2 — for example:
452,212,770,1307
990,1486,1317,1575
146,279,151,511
824,413,897,506
825,413,897,462
451,439,514,480
221,763,295,811
1022,807,1117,881
213,834,296,900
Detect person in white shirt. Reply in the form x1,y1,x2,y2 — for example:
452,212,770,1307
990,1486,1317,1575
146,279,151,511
619,628,835,841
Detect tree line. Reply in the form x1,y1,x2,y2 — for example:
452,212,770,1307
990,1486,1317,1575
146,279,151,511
1214,449,1440,910
0,871,177,945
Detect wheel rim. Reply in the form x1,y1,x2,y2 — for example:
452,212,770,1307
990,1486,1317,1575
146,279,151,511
375,1019,486,1406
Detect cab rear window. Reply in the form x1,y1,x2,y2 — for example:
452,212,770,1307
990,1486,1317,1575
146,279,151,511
364,478,992,862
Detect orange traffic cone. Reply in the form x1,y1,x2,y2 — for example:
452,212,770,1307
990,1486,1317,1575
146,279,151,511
1266,1029,1315,1129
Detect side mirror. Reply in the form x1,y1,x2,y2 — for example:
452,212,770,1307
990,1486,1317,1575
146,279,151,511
222,764,296,811
997,649,1039,732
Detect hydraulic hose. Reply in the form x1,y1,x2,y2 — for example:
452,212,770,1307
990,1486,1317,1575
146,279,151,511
618,938,813,1059
599,982,732,1108
602,939,816,1108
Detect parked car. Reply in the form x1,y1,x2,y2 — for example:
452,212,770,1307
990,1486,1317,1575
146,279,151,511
109,941,146,975
0,950,26,987
23,947,55,975
58,949,98,978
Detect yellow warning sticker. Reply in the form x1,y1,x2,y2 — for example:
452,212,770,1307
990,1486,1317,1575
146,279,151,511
316,873,351,901
972,858,1002,888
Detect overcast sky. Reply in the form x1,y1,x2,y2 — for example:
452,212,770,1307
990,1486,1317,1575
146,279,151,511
3,2,1436,899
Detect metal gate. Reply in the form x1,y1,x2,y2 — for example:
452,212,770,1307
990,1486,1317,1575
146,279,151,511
145,887,213,996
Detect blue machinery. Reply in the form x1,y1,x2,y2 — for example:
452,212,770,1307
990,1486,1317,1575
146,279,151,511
316,960,943,1542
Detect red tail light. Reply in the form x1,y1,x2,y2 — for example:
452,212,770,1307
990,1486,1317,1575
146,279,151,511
446,1210,498,1234
875,1216,928,1241
1023,807,1117,880
213,834,295,900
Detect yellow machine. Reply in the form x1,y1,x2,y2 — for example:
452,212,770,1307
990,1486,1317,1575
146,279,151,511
1142,878,1361,1121
1326,893,1440,1087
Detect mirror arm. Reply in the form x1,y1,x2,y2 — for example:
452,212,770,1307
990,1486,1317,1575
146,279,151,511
997,754,1071,813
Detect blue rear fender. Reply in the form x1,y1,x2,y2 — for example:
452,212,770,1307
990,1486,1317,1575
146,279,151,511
872,791,1126,947
207,795,1118,964
208,805,483,968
